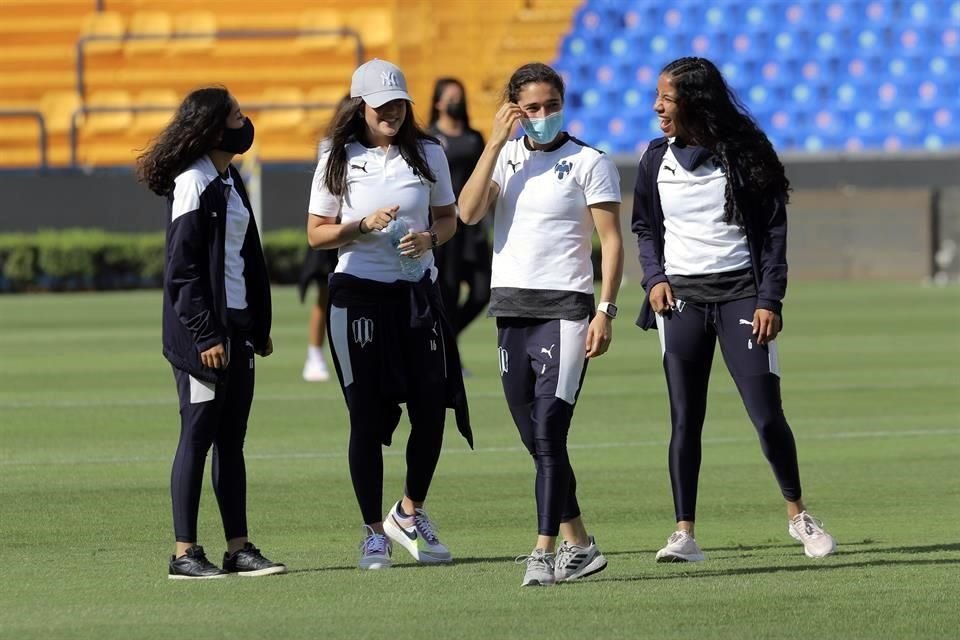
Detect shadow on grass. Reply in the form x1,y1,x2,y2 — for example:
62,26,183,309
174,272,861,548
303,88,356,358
593,557,960,583
284,542,960,575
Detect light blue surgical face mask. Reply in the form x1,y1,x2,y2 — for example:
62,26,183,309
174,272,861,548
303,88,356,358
521,110,564,145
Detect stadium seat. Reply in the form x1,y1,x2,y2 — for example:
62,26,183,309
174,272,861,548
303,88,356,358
254,87,306,131
124,11,172,57
81,11,125,55
40,91,81,135
296,10,345,51
81,91,133,140
131,89,178,134
170,11,217,53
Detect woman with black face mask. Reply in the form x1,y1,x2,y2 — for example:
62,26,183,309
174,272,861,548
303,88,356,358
427,78,490,367
137,87,286,579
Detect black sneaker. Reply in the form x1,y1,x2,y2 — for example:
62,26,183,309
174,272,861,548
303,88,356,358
168,545,230,580
223,542,287,577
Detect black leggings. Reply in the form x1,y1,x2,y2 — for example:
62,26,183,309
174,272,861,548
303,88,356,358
657,297,801,522
170,335,254,542
497,317,589,536
328,298,449,525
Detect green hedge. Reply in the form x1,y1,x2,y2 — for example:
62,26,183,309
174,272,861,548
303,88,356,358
0,228,308,293
0,228,605,293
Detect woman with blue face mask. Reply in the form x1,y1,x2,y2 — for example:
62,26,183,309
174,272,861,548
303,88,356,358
459,62,624,587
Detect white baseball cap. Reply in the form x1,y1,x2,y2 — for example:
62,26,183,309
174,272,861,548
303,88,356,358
350,59,413,108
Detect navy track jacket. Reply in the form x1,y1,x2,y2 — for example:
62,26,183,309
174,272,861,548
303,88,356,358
162,162,271,382
631,137,788,330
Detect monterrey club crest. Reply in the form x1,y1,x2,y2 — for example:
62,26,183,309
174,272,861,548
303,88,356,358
352,317,374,348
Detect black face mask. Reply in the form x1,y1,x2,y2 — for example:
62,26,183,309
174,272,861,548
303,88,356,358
217,118,255,154
445,101,466,121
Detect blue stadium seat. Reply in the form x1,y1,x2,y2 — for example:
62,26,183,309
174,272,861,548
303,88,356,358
560,0,960,151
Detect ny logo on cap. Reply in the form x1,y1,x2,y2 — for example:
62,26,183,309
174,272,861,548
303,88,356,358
380,71,399,87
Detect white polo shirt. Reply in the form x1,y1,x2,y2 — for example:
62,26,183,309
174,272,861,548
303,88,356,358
658,144,751,276
490,135,621,294
308,139,455,283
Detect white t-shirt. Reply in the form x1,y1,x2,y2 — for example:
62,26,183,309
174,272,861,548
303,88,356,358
490,135,621,294
658,145,751,276
308,139,455,283
171,155,248,309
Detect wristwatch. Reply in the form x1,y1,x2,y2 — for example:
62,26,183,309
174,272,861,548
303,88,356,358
597,301,618,319
429,230,439,248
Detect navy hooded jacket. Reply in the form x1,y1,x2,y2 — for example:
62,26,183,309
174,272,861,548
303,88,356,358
631,137,788,330
162,156,271,382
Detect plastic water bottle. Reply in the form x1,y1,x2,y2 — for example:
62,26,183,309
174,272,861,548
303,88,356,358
384,218,426,280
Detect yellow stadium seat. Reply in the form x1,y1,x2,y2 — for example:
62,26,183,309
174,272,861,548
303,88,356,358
83,90,133,134
40,91,81,135
171,11,217,53
81,11,125,55
132,89,178,134
347,9,393,50
124,11,172,57
296,10,345,51
254,87,306,131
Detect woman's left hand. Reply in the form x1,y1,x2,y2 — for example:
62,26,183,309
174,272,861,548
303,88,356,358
398,231,431,259
256,336,273,357
752,309,782,345
585,314,613,358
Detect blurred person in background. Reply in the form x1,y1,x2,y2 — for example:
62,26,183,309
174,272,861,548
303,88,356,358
427,78,490,370
137,87,286,579
459,62,623,587
306,59,472,570
299,93,353,383
632,57,837,563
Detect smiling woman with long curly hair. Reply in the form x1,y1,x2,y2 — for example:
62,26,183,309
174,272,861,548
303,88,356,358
632,57,837,564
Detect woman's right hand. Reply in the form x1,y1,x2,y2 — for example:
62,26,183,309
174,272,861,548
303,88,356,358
360,205,400,233
649,282,675,315
489,103,525,147
200,343,229,369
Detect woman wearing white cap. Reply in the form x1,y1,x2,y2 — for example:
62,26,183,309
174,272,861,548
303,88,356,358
306,59,472,570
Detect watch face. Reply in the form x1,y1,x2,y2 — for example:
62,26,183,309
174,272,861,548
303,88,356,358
600,302,618,318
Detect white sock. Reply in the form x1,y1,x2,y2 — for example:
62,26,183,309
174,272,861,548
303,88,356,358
307,345,325,364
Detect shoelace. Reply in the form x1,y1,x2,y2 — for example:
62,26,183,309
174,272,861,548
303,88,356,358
796,513,826,538
555,542,578,569
668,531,687,545
359,526,389,555
514,551,555,569
413,511,440,545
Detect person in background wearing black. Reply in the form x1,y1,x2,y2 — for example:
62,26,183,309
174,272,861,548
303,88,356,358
428,78,490,371
137,87,286,579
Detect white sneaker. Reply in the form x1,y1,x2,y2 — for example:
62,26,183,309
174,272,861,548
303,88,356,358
555,536,608,582
655,530,706,563
357,525,392,570
383,501,452,564
302,357,330,382
516,549,556,587
788,511,837,558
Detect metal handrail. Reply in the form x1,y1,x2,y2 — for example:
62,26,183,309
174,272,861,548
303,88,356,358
69,101,339,167
75,28,365,100
0,110,49,169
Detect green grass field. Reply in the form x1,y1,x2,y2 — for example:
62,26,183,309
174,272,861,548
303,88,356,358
1,282,958,639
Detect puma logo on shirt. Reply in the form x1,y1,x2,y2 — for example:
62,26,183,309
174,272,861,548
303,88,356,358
351,162,368,173
663,164,676,175
507,160,522,174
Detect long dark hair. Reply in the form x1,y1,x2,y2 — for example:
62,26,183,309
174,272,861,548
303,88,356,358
429,77,472,128
322,97,438,197
137,87,232,196
503,62,565,104
662,57,790,226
